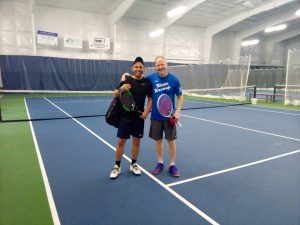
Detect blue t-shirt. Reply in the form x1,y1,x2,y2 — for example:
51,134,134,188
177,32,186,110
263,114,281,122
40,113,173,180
147,72,182,120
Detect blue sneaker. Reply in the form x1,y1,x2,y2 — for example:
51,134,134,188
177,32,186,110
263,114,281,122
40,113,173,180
152,163,164,175
169,165,180,177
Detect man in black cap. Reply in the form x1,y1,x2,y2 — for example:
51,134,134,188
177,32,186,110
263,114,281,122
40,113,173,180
110,57,152,179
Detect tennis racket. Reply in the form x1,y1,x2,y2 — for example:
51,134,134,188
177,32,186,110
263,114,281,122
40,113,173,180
119,89,142,114
157,94,182,127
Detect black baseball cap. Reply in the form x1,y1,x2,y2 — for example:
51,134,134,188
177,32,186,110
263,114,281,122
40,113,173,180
132,56,144,65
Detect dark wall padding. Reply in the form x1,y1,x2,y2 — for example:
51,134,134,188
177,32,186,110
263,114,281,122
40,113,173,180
0,55,155,91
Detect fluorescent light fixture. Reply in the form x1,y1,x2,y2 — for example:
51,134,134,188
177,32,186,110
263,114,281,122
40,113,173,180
149,29,165,38
167,5,187,17
243,1,253,7
296,9,300,16
264,24,287,33
241,39,259,47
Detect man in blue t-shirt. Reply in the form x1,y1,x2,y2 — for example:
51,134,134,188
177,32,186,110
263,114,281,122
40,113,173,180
147,56,183,177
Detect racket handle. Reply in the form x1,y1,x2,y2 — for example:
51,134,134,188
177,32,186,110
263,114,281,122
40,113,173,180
171,116,182,127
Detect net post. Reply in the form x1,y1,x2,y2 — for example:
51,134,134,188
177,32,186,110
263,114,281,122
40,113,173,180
253,85,257,98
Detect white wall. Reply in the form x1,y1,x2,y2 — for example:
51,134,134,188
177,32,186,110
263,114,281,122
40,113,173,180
113,17,163,62
210,31,235,64
1,1,298,65
273,42,287,65
114,19,206,64
34,5,111,59
164,25,205,64
0,1,208,64
0,0,34,55
286,37,300,51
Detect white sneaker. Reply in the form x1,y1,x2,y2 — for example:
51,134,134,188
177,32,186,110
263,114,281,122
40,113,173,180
130,163,141,176
110,165,121,179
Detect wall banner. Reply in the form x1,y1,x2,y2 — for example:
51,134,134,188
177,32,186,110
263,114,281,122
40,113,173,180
88,37,110,49
37,30,58,46
64,36,82,49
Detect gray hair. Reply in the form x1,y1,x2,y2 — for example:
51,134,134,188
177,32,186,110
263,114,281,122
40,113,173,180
154,56,167,65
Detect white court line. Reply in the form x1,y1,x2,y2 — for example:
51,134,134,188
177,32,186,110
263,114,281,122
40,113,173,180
181,114,300,142
25,99,61,225
185,99,300,116
235,105,300,116
43,98,220,225
52,99,110,104
167,149,300,187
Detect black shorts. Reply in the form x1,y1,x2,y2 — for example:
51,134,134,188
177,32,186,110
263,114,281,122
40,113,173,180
149,119,177,141
117,116,145,139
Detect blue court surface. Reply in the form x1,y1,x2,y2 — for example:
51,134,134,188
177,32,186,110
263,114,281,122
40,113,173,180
25,96,300,225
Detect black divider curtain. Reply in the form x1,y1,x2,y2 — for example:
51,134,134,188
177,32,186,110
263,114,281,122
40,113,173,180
0,55,152,91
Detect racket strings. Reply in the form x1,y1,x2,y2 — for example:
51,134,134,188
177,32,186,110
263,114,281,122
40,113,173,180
158,97,173,117
157,94,182,127
120,90,135,111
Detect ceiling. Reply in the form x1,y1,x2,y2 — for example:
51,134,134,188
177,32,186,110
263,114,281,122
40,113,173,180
35,0,300,41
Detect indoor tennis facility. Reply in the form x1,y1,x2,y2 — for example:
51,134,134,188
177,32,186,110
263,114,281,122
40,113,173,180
0,1,300,225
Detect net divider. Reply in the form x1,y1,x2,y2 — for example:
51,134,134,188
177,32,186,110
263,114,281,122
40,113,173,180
0,90,114,94
276,85,300,88
284,49,291,103
182,85,256,92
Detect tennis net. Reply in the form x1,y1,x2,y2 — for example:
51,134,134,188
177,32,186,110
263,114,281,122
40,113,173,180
0,90,113,122
0,86,257,122
182,86,255,110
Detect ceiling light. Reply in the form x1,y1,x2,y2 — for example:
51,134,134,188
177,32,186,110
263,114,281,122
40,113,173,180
243,1,253,7
149,29,165,38
241,39,259,47
264,24,287,33
167,5,187,18
296,9,300,16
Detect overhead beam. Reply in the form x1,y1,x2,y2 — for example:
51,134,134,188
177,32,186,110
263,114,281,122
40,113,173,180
267,29,300,45
264,29,300,64
231,8,299,64
204,0,297,63
207,0,297,35
109,0,136,25
237,8,300,40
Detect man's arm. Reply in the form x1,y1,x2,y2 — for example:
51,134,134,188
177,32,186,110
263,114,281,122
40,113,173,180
120,73,132,82
174,95,183,122
141,97,152,119
113,81,131,98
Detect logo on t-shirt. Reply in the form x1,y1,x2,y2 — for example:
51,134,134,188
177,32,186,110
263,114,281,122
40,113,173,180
154,82,170,93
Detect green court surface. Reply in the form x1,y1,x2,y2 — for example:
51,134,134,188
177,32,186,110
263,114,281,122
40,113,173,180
0,99,298,225
253,100,300,110
0,122,53,225
0,91,112,121
184,95,300,111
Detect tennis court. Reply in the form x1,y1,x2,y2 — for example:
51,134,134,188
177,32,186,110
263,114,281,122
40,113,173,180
2,94,299,225
1,1,300,225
